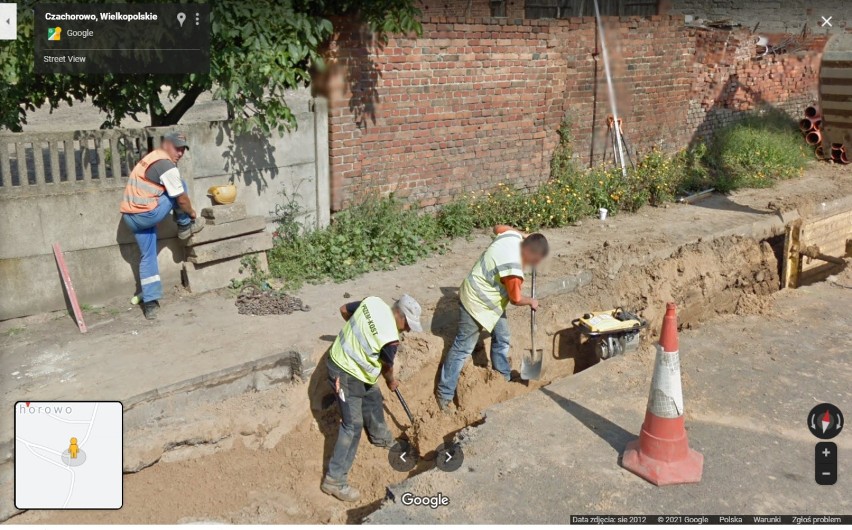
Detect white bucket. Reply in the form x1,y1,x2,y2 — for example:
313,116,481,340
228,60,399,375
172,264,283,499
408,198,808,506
599,208,608,221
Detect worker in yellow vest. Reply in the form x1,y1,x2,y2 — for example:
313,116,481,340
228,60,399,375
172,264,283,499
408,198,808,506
322,294,423,503
119,133,204,320
436,225,549,410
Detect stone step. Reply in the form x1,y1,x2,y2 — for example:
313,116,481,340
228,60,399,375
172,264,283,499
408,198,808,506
186,232,273,265
188,216,266,246
183,252,268,293
200,202,247,224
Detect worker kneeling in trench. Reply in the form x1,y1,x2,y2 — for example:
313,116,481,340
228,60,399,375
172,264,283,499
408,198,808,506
322,294,424,503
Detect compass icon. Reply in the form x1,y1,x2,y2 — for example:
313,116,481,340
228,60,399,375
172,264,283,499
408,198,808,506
808,403,844,440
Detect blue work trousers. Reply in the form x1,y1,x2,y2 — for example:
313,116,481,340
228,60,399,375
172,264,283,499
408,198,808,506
436,303,511,401
121,189,190,302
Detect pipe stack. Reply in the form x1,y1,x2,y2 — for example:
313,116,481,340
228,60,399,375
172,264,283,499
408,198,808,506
803,105,849,164
801,106,823,149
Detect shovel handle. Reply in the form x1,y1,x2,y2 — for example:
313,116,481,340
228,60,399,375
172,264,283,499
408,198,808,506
395,389,415,424
530,267,537,351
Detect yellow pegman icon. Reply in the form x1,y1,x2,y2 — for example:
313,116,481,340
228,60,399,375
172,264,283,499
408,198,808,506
69,437,78,459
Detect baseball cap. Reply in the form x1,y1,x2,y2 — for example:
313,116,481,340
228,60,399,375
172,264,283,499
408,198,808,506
395,294,423,333
163,132,189,149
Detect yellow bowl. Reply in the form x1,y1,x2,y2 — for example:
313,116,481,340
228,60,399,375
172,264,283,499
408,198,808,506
207,184,237,205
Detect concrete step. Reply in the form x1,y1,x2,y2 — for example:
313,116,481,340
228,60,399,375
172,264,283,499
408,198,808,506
186,232,273,264
184,252,268,293
200,203,247,224
187,215,266,246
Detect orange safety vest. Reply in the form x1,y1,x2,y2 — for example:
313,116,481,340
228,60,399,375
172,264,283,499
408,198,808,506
119,150,173,214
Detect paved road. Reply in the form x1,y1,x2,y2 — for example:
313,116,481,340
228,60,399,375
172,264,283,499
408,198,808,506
368,280,852,523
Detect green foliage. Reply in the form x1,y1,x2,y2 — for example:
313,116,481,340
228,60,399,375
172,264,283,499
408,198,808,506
0,0,422,132
265,111,812,286
230,254,271,290
436,200,476,239
267,194,445,287
703,111,808,192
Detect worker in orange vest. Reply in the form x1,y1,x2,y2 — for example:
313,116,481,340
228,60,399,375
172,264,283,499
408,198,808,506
120,133,204,320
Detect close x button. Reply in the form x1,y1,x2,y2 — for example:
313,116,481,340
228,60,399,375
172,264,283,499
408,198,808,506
815,442,837,485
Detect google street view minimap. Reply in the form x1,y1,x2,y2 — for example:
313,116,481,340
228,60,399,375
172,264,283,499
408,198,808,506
14,402,122,510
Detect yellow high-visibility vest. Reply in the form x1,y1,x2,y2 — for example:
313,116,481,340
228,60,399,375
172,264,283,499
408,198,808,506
330,296,400,384
459,231,524,331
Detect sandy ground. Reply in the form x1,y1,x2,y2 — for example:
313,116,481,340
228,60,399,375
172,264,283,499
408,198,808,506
368,275,852,522
11,163,849,523
3,164,850,524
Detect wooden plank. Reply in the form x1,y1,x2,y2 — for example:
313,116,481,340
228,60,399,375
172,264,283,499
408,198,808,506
799,210,852,275
821,67,852,80
781,220,801,289
52,243,88,333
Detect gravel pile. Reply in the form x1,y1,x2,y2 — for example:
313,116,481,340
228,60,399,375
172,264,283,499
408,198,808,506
235,286,311,316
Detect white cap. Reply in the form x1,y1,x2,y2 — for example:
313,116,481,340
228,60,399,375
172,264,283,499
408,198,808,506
395,294,423,333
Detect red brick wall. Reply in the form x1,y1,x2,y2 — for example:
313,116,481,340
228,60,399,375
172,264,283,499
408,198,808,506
321,15,821,210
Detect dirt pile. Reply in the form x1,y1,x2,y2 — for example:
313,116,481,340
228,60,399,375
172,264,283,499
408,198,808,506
19,235,783,525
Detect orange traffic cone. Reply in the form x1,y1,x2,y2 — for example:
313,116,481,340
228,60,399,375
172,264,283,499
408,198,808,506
621,302,703,485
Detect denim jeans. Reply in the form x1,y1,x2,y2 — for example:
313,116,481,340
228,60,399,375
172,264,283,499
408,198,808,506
325,358,393,483
121,187,190,303
437,303,511,401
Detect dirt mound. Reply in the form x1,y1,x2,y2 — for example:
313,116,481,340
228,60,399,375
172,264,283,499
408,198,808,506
19,235,783,525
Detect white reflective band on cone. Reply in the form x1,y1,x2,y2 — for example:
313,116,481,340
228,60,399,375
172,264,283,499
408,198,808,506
647,344,684,418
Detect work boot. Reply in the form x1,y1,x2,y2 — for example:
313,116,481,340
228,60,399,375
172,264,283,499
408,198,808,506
141,300,160,321
321,478,361,503
177,217,206,240
373,437,399,450
436,396,451,413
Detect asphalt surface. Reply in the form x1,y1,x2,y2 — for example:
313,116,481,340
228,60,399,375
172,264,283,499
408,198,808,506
368,280,852,523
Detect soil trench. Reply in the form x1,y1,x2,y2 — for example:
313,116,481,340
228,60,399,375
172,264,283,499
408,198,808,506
19,235,781,524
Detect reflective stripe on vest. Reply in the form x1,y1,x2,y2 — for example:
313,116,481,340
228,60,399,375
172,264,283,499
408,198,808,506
329,297,400,385
460,231,524,331
119,150,171,214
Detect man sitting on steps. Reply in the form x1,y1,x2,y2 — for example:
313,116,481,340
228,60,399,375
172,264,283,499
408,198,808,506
322,294,423,503
119,132,205,320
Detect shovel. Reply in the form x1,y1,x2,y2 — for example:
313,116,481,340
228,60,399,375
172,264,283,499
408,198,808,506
394,389,415,424
520,267,543,380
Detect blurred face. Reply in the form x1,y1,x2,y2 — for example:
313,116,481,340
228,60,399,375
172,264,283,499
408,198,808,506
162,140,187,163
521,247,545,268
393,307,410,332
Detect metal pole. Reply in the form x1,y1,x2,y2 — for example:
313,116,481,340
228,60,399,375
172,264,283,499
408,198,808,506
592,0,628,178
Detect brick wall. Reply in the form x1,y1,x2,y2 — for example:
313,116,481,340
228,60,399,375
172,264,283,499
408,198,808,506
687,28,824,141
320,13,822,210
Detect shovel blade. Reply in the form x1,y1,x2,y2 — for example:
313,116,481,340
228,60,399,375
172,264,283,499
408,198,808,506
520,349,543,380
